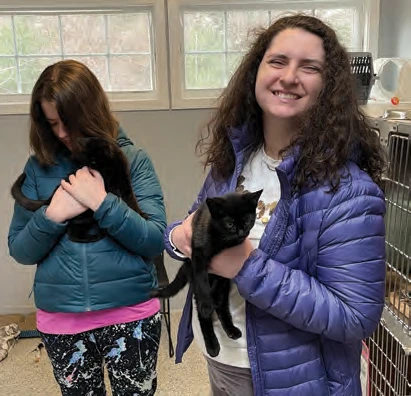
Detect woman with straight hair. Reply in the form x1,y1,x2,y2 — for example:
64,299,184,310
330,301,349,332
8,59,166,396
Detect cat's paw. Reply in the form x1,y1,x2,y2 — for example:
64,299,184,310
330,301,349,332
206,341,220,358
226,327,242,340
198,301,214,318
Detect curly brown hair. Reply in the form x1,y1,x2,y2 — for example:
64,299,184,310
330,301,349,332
29,60,118,165
197,14,385,191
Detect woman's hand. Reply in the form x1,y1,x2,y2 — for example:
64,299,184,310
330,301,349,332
61,167,107,212
171,212,195,257
208,238,254,279
45,186,88,223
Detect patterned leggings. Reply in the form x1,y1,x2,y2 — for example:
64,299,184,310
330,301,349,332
39,312,161,396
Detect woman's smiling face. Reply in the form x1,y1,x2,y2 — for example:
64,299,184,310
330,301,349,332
255,27,325,122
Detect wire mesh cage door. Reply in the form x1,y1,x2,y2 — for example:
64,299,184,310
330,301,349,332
382,123,411,331
366,311,411,395
364,118,411,395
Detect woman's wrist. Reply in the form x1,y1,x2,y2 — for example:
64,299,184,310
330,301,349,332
45,206,65,223
89,192,108,212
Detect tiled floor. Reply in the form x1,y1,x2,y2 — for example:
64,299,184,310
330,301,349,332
0,311,210,396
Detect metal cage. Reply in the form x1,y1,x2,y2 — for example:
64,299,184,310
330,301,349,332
365,310,411,395
369,117,411,331
363,117,411,395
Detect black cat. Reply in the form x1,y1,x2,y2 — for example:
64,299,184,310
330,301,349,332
11,137,148,243
151,189,262,357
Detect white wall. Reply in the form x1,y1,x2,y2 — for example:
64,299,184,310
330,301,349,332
378,0,411,58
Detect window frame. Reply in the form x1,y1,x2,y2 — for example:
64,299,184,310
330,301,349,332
168,0,380,109
0,0,169,115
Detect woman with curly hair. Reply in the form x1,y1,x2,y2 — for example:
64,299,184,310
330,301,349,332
165,14,386,396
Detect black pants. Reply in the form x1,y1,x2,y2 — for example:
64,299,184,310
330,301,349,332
39,312,161,396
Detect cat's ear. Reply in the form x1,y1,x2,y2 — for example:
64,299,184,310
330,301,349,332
248,189,263,207
206,197,224,218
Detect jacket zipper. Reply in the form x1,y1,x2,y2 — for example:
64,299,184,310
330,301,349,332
246,303,263,396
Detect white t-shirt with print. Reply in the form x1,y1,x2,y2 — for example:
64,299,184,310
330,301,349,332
191,146,282,368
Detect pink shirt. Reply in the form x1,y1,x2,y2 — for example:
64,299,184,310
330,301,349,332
37,298,160,335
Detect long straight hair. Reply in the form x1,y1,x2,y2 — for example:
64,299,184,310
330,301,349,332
29,60,118,165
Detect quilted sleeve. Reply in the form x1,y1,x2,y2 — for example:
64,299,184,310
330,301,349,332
93,148,166,258
234,179,386,342
8,158,67,265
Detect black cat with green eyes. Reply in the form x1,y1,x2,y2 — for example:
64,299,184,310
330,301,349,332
151,189,262,357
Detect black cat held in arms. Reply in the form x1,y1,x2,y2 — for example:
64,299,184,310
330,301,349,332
11,137,148,243
151,189,262,357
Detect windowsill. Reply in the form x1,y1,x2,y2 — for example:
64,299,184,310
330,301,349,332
0,97,170,115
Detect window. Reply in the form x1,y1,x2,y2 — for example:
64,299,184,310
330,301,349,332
168,0,380,109
0,0,168,114
0,0,380,113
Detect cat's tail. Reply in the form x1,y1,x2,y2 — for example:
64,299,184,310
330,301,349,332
11,173,49,212
150,259,191,298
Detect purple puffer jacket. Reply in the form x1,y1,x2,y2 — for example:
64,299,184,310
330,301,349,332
164,127,386,396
